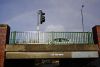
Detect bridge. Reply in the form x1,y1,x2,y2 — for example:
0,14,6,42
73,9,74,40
0,24,100,67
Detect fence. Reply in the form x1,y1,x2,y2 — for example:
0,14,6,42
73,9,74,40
9,31,94,45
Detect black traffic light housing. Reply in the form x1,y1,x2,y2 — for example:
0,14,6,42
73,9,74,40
40,10,45,24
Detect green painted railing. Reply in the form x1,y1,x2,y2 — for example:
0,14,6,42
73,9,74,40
9,31,94,45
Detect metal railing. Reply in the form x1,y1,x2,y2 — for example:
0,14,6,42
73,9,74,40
9,31,94,45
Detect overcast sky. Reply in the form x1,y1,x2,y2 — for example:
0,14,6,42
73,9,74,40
0,0,100,32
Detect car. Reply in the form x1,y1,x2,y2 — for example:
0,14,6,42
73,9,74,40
50,38,72,45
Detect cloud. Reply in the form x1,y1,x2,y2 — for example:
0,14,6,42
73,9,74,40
1,0,100,32
5,11,37,31
45,25,65,32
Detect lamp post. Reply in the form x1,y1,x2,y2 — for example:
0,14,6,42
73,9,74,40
81,4,84,32
81,4,85,43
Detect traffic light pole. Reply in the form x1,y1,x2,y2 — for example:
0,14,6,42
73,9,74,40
37,10,45,43
37,10,40,43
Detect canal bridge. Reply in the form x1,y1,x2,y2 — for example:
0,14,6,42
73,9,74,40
0,24,100,67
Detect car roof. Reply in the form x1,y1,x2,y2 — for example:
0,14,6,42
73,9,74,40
53,38,69,41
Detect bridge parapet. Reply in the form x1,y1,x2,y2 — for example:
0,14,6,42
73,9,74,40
6,44,99,59
6,44,98,52
0,24,100,60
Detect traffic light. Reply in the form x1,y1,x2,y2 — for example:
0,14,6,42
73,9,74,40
40,10,45,24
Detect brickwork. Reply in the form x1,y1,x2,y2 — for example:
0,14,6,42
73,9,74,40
92,25,100,48
92,25,100,57
0,24,10,67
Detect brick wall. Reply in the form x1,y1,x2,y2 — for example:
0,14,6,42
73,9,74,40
92,25,100,48
0,24,10,67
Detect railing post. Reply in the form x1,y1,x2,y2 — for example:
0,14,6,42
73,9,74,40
12,31,16,44
0,24,10,67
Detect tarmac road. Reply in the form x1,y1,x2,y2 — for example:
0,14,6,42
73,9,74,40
36,64,58,67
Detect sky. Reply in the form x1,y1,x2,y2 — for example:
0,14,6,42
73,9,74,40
0,0,100,32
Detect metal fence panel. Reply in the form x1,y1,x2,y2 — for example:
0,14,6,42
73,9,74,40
9,31,94,45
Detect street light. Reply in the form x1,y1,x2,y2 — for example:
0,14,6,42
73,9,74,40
81,4,84,32
81,0,85,43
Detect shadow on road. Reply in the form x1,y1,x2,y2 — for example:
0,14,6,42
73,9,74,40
5,58,99,67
